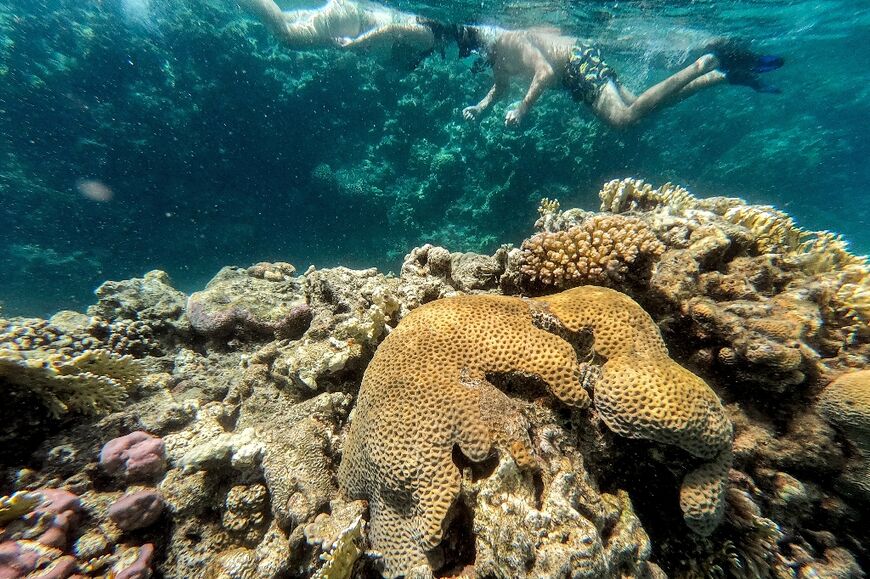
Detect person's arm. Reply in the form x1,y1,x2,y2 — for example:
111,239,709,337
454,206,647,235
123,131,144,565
463,68,509,121
505,41,554,125
339,23,433,51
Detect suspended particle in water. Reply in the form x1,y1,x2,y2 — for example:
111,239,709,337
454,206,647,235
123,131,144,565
77,179,114,202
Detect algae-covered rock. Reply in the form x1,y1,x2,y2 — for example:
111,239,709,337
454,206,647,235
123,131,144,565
89,270,188,327
186,266,311,340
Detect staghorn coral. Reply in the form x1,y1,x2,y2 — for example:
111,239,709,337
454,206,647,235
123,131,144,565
0,348,142,417
339,287,732,576
519,214,664,289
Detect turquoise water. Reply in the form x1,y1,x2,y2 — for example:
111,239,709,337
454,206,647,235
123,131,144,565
1,0,868,315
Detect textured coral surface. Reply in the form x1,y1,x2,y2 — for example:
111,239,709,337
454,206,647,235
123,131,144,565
1,179,867,579
340,286,731,576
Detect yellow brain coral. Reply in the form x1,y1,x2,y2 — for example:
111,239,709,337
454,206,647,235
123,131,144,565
519,214,664,288
339,287,733,576
339,295,592,577
817,369,870,446
535,287,733,535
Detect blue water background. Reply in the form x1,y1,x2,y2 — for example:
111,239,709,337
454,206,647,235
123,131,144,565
0,0,868,315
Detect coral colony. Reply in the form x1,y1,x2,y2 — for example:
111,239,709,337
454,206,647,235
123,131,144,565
1,179,868,578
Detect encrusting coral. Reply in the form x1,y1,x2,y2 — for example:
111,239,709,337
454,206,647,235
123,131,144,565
339,286,731,577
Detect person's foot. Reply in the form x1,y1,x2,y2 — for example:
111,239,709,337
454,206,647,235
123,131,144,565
705,38,784,93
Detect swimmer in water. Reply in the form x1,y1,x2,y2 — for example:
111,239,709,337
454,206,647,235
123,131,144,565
456,26,783,128
239,0,451,66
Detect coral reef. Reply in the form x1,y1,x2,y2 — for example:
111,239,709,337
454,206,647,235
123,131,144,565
0,177,866,579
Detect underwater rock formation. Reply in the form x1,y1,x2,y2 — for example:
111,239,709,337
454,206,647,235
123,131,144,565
0,178,867,579
186,265,311,340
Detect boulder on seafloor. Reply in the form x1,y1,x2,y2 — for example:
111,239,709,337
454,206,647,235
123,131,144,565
186,265,312,340
89,270,188,333
99,431,167,482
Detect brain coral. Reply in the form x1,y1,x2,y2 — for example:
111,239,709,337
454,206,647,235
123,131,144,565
339,294,593,577
339,287,732,576
519,214,664,288
817,369,870,448
535,287,733,535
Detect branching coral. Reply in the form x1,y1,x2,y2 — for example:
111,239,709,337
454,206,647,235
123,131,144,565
519,214,664,288
0,348,142,417
599,177,868,277
312,515,366,579
599,178,700,214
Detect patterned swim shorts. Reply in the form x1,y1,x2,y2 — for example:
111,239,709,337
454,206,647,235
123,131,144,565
563,43,617,104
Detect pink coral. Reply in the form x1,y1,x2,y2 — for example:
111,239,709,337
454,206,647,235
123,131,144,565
99,431,166,481
108,490,164,531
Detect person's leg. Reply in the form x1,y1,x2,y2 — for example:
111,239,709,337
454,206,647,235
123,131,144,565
240,0,296,44
299,0,363,42
675,69,727,100
593,54,719,127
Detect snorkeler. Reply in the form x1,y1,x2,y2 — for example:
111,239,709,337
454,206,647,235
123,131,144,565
239,0,443,60
458,27,784,128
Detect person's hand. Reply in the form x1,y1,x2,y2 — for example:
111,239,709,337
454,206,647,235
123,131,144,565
463,105,482,121
505,106,525,126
